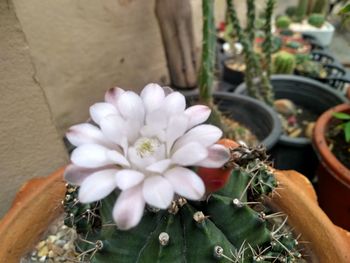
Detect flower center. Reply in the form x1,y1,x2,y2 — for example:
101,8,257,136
134,137,160,158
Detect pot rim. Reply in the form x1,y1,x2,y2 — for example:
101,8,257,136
312,103,350,187
185,91,282,150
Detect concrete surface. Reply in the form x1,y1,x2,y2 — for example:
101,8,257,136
0,0,68,217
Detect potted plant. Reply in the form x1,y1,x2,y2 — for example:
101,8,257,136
312,103,350,230
224,0,347,178
284,0,335,46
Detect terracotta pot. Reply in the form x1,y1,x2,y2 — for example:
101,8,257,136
0,168,349,262
312,103,350,230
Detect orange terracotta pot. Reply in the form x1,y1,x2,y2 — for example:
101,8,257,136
0,168,349,262
312,103,350,230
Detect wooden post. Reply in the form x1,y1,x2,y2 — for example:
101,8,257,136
155,0,197,89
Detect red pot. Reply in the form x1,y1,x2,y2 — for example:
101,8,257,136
313,103,350,230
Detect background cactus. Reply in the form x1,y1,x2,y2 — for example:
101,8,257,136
295,0,308,22
312,0,328,14
308,13,326,27
273,51,296,74
276,15,292,29
64,145,302,262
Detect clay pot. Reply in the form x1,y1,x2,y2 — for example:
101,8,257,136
312,103,350,230
0,168,349,262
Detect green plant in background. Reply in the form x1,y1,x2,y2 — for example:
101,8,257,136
226,0,276,106
295,0,309,22
332,112,350,142
295,59,327,78
273,51,296,74
308,13,326,27
276,15,292,29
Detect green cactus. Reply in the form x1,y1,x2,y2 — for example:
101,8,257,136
295,0,308,22
64,145,302,262
273,51,296,74
308,13,325,28
276,15,291,29
312,0,328,14
286,41,302,50
285,6,297,17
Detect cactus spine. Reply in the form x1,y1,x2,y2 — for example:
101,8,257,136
273,51,296,74
64,145,302,262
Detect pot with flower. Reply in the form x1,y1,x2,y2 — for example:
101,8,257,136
312,103,350,230
1,84,350,262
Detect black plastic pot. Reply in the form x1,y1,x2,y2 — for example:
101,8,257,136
185,92,282,151
222,58,245,89
235,75,348,179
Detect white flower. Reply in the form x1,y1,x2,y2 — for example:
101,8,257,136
64,83,230,230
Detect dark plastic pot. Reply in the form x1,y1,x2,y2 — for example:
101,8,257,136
185,92,282,150
235,75,348,179
222,59,245,89
312,104,350,230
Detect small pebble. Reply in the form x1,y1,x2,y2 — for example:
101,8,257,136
305,122,315,139
274,99,296,116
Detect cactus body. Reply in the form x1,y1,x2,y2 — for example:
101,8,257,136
64,146,301,262
273,51,296,74
295,0,308,22
276,15,291,29
312,0,328,14
308,13,325,28
285,6,297,17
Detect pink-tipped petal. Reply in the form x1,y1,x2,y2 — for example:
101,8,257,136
78,169,117,203
166,115,189,154
142,176,174,209
161,92,186,117
171,142,208,166
113,185,145,230
195,144,230,168
164,167,205,200
184,105,211,129
66,123,109,147
146,159,171,173
89,102,119,125
117,91,145,124
105,87,125,106
141,83,165,113
64,164,112,186
71,144,115,168
116,170,145,190
173,124,223,152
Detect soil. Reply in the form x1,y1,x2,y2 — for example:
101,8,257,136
275,100,318,139
326,120,350,169
225,57,246,72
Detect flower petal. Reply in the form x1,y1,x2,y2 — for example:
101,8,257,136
173,124,223,152
184,105,211,129
171,142,208,166
145,109,168,130
146,159,171,173
89,102,119,125
166,114,189,154
113,185,145,230
64,164,117,186
195,144,230,168
142,176,174,209
106,150,130,167
105,87,125,106
100,115,128,153
66,123,109,147
78,169,117,203
164,167,205,200
117,91,145,124
71,144,121,168
160,92,186,117
116,170,145,190
141,83,165,113
128,147,156,170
